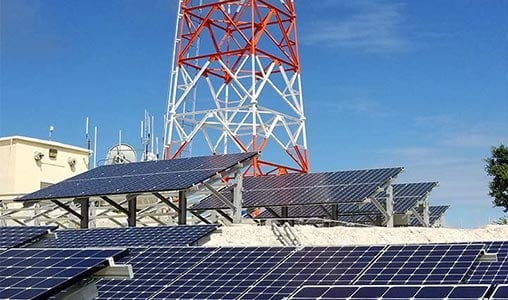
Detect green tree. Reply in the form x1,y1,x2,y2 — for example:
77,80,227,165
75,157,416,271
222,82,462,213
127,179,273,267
485,144,508,212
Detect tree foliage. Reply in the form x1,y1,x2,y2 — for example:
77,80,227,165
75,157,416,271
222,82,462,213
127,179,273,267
485,144,508,212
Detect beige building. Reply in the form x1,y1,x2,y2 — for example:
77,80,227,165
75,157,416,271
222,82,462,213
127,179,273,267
0,136,91,201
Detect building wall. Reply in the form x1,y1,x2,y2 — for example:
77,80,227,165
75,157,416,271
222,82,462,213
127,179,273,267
0,136,90,200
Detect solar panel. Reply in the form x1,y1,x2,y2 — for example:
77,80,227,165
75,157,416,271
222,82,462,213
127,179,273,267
192,167,403,210
491,284,508,300
355,244,484,285
152,247,295,299
288,284,491,299
38,225,218,248
254,182,437,220
467,241,508,284
240,246,384,300
0,248,128,300
97,247,215,299
18,152,257,201
0,226,57,248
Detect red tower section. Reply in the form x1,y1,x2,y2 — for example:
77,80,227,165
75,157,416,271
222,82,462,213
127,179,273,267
164,0,309,175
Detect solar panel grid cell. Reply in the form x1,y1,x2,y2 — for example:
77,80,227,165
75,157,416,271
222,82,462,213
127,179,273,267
467,241,508,284
491,284,508,299
97,247,215,300
240,246,384,300
0,248,127,300
151,247,295,300
0,226,57,248
355,244,484,285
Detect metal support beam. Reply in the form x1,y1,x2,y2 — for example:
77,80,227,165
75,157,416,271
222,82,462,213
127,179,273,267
191,211,212,224
232,171,243,224
101,196,129,215
281,206,289,219
77,198,90,229
203,183,235,210
127,195,137,227
331,204,338,220
385,184,394,227
178,191,187,225
369,197,392,227
422,198,430,226
265,207,281,218
318,205,334,219
410,207,427,227
52,200,82,219
216,209,233,223
0,201,7,227
152,193,180,212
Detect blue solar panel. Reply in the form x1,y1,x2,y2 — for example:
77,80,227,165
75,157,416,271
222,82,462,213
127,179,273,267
356,244,484,284
240,246,384,300
97,247,215,299
152,247,294,299
192,167,403,210
39,225,218,248
254,182,437,220
18,152,257,201
491,284,508,299
0,248,128,300
0,226,57,248
288,284,491,299
467,241,508,284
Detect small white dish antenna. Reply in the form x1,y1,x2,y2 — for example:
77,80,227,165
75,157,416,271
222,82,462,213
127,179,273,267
105,144,137,165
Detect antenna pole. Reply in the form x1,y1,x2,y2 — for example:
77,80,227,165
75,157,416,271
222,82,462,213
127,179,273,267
85,117,90,150
151,115,155,153
93,126,98,168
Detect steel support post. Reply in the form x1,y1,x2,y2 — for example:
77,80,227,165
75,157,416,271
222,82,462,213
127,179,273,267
127,195,137,227
385,184,394,227
178,191,187,225
78,198,90,229
281,206,289,225
422,198,430,227
232,170,243,224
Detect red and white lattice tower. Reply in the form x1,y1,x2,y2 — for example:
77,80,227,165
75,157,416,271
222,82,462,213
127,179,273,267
163,0,308,175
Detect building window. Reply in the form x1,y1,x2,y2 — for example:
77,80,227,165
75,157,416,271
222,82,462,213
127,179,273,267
49,148,58,159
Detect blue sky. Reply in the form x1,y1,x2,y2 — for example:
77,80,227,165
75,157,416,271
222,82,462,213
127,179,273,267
1,0,507,228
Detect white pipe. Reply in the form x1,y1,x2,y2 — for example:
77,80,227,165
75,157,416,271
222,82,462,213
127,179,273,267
93,126,98,168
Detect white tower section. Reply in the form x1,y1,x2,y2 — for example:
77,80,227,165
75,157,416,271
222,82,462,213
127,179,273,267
163,0,308,176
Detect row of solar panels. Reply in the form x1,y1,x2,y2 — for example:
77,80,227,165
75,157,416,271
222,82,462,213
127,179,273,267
0,225,218,249
289,284,508,299
16,153,449,226
1,226,506,299
0,225,220,299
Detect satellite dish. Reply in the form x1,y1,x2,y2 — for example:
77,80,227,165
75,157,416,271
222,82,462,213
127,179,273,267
105,144,137,165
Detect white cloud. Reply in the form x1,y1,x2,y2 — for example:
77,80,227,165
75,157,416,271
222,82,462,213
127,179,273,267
301,1,410,53
334,98,380,114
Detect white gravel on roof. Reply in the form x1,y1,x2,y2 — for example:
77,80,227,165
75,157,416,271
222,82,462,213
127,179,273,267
204,224,508,247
